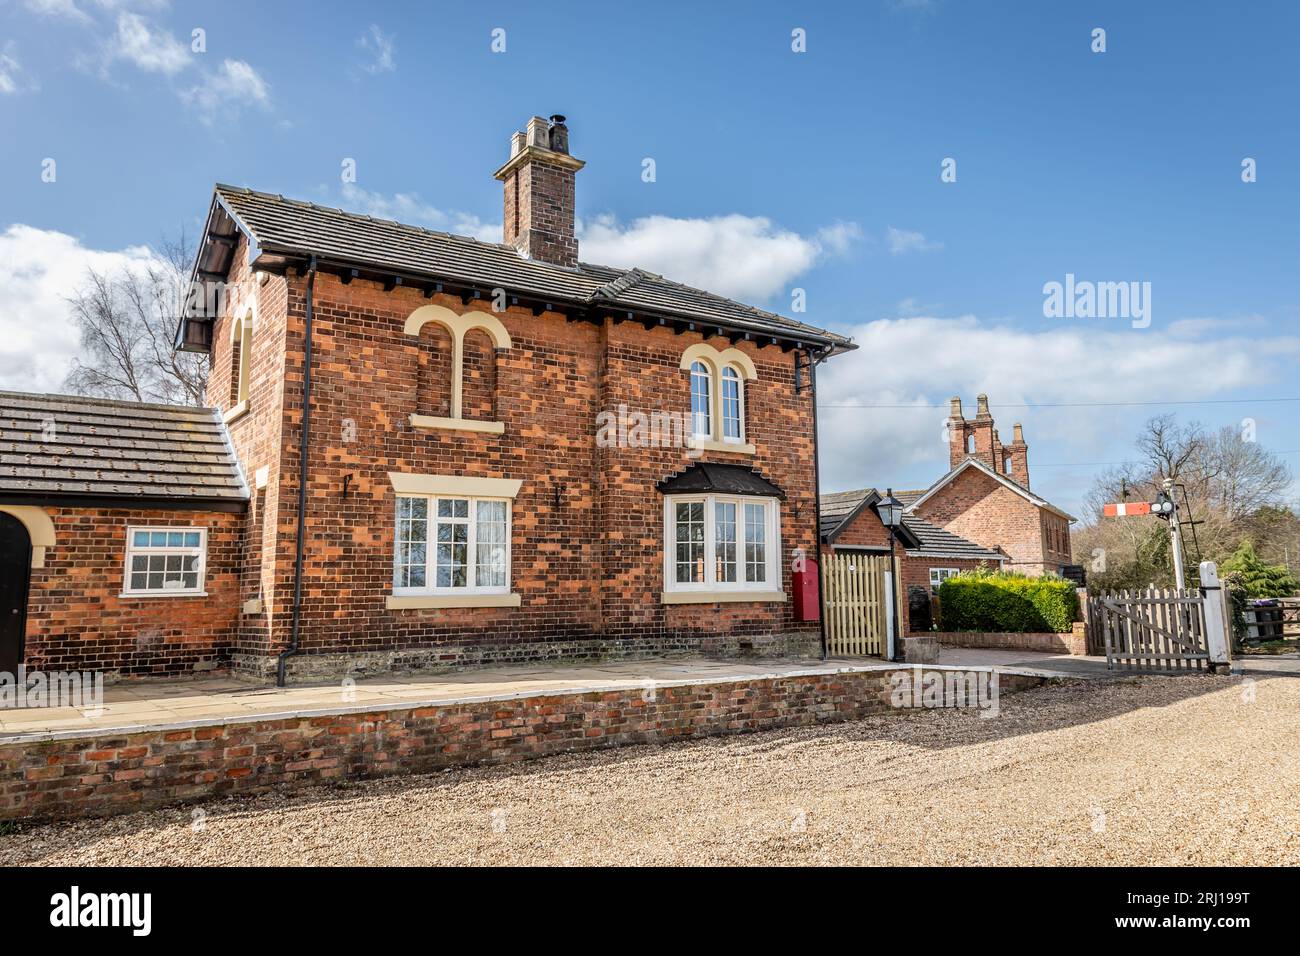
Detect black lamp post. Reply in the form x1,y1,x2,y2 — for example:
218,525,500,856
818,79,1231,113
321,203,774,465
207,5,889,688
878,488,905,662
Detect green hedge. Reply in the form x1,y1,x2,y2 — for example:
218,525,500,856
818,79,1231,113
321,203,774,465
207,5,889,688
937,569,1078,633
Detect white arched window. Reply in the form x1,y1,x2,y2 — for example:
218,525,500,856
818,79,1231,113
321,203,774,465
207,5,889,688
721,365,743,442
690,361,712,438
679,344,758,454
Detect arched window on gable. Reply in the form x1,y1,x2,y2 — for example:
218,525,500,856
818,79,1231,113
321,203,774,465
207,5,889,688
690,361,712,438
227,310,253,419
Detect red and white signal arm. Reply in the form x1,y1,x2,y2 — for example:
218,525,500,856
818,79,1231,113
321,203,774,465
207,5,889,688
1103,502,1152,517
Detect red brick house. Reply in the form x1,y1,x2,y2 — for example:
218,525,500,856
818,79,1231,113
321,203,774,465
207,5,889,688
819,487,1006,599
820,395,1076,589
1,114,853,683
918,394,1076,576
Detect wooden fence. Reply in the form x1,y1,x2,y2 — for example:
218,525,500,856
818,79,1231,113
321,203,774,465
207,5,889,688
821,552,897,657
1088,587,1211,672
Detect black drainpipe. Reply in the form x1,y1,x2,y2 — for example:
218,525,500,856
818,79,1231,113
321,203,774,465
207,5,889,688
809,347,830,661
278,254,318,687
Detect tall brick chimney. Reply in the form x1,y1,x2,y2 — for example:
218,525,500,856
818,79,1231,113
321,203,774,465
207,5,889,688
494,114,585,268
1006,422,1030,487
947,393,1001,473
947,397,967,470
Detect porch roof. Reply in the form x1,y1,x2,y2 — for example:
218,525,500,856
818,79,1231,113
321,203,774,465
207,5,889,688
0,391,249,511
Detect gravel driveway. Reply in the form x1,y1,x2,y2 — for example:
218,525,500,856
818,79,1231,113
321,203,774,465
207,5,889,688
4,673,1297,866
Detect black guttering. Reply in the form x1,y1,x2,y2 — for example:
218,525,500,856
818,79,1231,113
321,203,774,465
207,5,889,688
0,493,247,513
809,347,829,661
277,254,317,688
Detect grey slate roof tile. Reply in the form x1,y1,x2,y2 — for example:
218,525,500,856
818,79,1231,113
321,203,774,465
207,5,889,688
818,486,1005,562
0,391,248,507
212,185,854,350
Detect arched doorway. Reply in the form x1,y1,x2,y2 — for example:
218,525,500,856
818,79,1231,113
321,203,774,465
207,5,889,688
0,512,31,674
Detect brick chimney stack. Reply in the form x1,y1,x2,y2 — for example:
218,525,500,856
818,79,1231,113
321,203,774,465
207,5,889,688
947,393,1002,473
1006,422,1030,488
494,114,585,268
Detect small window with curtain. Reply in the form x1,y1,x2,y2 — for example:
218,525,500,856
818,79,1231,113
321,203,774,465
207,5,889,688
394,495,511,594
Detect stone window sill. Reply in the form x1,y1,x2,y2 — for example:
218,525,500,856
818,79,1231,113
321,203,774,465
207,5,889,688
690,438,756,456
118,592,209,600
660,590,786,605
223,400,249,424
409,413,504,435
387,592,521,610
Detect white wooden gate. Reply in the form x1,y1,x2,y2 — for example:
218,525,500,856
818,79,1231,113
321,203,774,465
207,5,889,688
1089,587,1212,672
821,552,898,657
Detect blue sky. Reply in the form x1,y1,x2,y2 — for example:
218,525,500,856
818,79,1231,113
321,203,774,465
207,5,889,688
2,0,1298,518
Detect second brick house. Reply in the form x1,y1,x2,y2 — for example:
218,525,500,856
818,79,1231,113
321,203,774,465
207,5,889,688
1,114,853,682
819,394,1077,631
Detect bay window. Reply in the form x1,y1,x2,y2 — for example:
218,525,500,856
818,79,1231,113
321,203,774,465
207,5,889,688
664,494,781,598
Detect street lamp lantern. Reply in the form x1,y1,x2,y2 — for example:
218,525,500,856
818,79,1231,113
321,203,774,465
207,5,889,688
879,489,905,530
879,488,906,662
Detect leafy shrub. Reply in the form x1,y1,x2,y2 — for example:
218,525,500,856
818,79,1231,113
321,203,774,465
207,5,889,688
937,568,1078,633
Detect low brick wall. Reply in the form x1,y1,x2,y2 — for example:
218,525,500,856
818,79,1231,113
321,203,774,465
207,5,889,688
934,623,1088,656
236,629,821,683
0,667,1045,822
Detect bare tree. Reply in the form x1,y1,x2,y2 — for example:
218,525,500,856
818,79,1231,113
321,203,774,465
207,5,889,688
1199,425,1292,523
1075,414,1295,589
63,230,210,406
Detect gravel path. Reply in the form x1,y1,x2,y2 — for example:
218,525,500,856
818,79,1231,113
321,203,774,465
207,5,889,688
4,674,1297,866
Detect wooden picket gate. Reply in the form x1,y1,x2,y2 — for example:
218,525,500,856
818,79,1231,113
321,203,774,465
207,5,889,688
821,552,897,656
1088,587,1212,672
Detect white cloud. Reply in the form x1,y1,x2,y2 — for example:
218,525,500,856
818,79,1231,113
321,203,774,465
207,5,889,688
886,226,942,255
22,0,92,23
579,214,862,301
0,225,161,393
180,58,270,124
816,313,1300,500
358,25,395,74
108,11,190,75
339,184,500,242
0,47,37,94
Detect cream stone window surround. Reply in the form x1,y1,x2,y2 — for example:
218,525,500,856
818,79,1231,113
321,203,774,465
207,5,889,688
678,344,757,455
0,505,55,569
404,305,512,434
385,471,522,610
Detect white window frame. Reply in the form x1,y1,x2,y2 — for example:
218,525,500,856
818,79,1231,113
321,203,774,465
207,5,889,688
122,526,208,597
663,494,780,594
720,364,745,444
929,567,959,591
689,361,713,439
393,494,512,596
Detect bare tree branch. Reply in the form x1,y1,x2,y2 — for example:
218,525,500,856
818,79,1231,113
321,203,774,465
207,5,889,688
63,229,209,406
